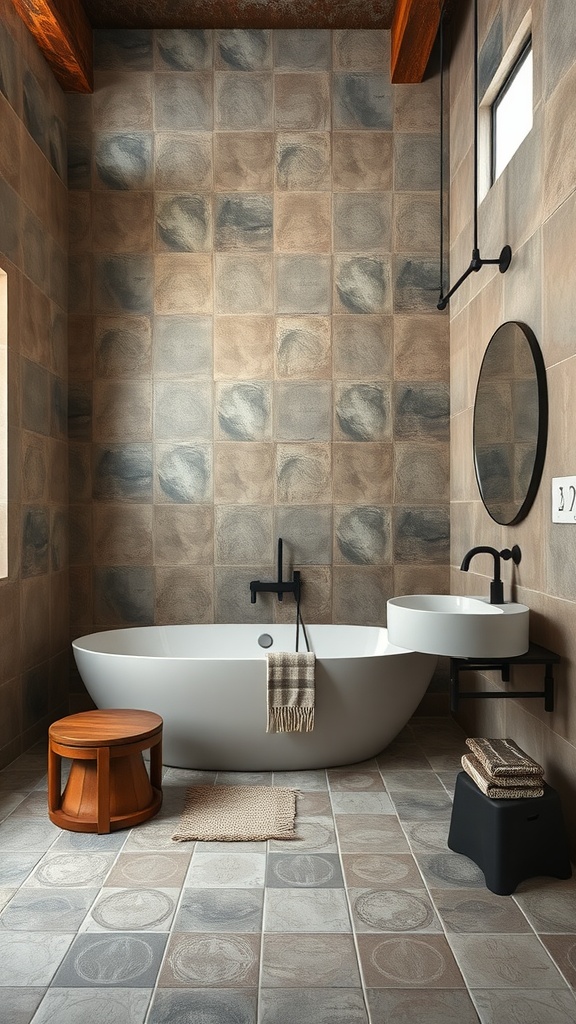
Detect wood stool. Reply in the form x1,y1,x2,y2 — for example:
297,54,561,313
48,709,163,834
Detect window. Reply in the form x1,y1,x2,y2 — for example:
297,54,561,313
491,38,533,183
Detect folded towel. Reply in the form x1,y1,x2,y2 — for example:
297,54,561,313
466,737,544,777
266,651,315,733
462,753,544,799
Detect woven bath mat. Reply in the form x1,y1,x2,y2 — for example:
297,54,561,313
172,785,297,842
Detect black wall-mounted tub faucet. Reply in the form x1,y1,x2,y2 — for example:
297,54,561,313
460,544,521,604
250,538,301,604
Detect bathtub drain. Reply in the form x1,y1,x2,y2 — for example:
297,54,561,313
258,633,273,649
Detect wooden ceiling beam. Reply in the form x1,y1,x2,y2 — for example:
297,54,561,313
391,0,441,83
10,0,93,92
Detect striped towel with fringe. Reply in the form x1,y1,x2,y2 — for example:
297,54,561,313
462,752,544,799
266,651,315,733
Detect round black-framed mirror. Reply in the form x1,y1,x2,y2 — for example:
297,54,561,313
473,321,548,526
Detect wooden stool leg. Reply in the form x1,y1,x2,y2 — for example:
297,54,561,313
150,735,163,792
96,745,111,834
47,743,61,814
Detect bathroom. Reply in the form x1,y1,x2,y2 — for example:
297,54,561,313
1,0,576,1020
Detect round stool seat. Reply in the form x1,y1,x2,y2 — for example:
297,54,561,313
48,709,163,835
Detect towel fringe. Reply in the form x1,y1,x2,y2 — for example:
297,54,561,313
267,706,315,733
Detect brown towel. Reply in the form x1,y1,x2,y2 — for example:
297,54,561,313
462,753,544,799
466,737,544,778
266,651,315,733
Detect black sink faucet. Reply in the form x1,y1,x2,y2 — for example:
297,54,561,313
250,538,301,604
460,545,521,604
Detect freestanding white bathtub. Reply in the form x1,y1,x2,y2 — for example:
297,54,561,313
72,624,436,771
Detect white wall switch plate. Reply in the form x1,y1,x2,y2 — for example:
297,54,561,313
552,476,576,522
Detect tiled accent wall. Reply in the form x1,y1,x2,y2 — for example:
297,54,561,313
0,6,69,766
67,28,449,689
449,0,576,848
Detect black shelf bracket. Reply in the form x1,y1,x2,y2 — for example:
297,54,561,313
450,642,559,714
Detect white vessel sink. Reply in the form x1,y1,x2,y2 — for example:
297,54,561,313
387,594,530,659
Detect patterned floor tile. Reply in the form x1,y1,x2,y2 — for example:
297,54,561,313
147,988,257,1023
448,933,567,989
349,887,441,933
25,852,117,889
51,932,168,988
264,887,351,932
159,932,260,988
334,814,411,854
269,815,337,853
185,851,266,887
28,987,151,1024
0,987,45,1024
470,988,576,1024
84,887,179,932
104,852,191,888
342,853,423,890
430,888,532,933
367,987,481,1023
0,930,74,985
259,987,369,1023
540,934,576,987
173,887,263,932
261,933,361,987
0,888,98,931
356,933,466,988
266,853,343,888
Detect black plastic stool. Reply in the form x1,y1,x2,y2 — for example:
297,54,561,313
448,771,572,895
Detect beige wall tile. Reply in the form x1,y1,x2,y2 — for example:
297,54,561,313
214,316,274,380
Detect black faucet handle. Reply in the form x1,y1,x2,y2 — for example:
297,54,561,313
500,545,521,566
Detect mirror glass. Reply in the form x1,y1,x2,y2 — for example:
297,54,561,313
473,321,548,525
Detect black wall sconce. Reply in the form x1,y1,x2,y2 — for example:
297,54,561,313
437,0,512,311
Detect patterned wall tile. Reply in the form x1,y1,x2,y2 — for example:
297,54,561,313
335,506,391,564
154,505,213,565
0,21,18,109
334,193,392,252
333,74,392,129
393,257,440,312
333,442,393,505
394,383,450,439
275,193,331,252
275,133,331,191
92,191,154,252
215,505,273,564
22,359,50,435
394,444,450,504
92,381,152,442
333,315,392,380
154,381,212,440
22,433,48,503
276,316,331,379
155,443,212,503
22,507,49,577
216,29,271,71
215,567,274,623
393,507,450,564
154,30,213,72
274,30,331,70
155,133,213,192
156,194,211,252
216,382,271,440
394,134,441,191
334,30,389,71
93,443,153,502
333,565,393,625
94,254,154,314
0,178,20,265
276,254,331,314
153,315,212,377
274,74,331,130
156,567,213,624
215,254,273,314
214,316,273,379
94,566,154,624
215,73,273,131
95,30,154,71
154,73,213,131
94,132,153,190
155,253,213,314
275,381,332,441
214,442,274,505
96,315,152,378
276,443,332,504
335,383,391,441
335,256,391,314
215,194,273,251
69,504,92,566
68,135,92,190
93,503,153,564
214,133,274,192
275,506,332,564
93,71,153,132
